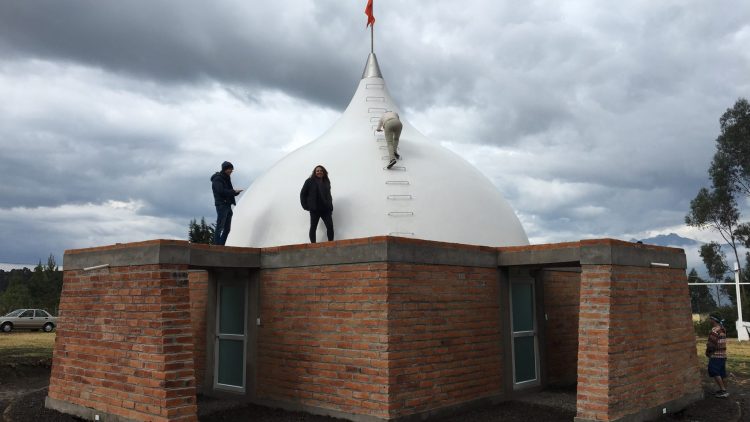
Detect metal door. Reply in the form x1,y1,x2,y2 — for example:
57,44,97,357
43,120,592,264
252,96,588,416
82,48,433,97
214,282,247,392
510,277,540,388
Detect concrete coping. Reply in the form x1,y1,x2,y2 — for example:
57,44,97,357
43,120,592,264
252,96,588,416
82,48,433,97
63,239,261,270
498,238,686,269
63,237,687,271
260,236,500,268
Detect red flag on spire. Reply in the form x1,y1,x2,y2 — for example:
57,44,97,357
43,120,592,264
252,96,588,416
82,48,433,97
365,0,375,27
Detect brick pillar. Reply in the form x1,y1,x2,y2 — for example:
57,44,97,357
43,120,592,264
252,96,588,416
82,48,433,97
47,263,198,422
575,264,702,422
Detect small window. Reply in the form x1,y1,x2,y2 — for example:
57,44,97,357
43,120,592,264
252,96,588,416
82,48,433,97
19,310,34,318
35,310,50,318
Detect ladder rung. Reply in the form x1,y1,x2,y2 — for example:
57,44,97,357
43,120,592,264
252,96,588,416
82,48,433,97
368,107,387,113
389,232,415,236
370,117,381,122
383,166,406,171
388,212,414,216
387,195,413,200
366,96,385,102
385,181,410,185
366,84,384,90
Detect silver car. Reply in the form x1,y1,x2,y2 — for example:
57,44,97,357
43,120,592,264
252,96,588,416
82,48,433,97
0,309,57,333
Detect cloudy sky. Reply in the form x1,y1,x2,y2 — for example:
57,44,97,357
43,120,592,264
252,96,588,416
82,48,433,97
1,0,749,267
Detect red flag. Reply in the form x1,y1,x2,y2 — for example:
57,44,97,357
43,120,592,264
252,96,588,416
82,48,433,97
365,0,375,27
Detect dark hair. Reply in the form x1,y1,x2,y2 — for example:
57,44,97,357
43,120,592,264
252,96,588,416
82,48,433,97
310,165,329,181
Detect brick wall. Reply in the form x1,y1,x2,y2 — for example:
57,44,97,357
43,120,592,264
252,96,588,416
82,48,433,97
48,264,198,422
188,271,209,392
542,269,580,387
257,261,503,419
387,263,503,418
576,265,702,422
257,263,391,418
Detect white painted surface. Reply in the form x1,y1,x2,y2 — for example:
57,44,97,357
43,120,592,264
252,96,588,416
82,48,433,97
737,321,749,342
227,67,528,248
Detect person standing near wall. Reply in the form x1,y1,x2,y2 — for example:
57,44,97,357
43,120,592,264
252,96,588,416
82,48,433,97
706,314,729,398
300,165,334,243
376,110,402,169
211,161,243,245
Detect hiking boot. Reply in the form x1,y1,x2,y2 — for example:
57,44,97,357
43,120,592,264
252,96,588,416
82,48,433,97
715,390,729,398
395,153,401,159
387,159,397,169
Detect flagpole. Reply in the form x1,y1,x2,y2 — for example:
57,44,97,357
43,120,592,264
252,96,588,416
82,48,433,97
370,25,374,53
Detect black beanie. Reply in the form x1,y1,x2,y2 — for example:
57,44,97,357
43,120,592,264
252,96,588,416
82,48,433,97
221,161,234,171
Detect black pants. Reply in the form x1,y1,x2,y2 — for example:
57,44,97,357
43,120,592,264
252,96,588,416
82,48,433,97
309,211,334,243
214,204,233,246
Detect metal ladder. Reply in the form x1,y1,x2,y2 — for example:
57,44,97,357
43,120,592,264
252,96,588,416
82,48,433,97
365,86,415,237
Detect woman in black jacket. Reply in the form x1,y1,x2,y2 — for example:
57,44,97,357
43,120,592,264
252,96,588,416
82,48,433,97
300,165,334,243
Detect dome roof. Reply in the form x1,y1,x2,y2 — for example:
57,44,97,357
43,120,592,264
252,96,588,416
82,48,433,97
226,54,528,247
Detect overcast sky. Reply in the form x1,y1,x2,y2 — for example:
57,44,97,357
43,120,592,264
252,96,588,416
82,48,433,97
0,0,749,266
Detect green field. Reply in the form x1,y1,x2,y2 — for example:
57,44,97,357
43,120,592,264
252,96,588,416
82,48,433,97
0,331,55,364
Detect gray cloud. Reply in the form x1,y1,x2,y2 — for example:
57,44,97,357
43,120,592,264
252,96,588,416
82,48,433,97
0,1,366,108
0,0,749,263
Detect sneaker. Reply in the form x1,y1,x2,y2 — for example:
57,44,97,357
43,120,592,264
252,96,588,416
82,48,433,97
715,390,729,398
395,153,401,159
387,159,397,169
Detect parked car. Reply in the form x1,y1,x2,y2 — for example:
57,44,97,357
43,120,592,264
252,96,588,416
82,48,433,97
0,309,57,333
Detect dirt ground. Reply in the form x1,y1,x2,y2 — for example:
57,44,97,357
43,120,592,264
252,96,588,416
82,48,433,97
1,362,747,422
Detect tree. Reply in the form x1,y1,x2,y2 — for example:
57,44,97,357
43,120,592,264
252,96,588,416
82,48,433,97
713,98,750,197
688,268,717,314
687,98,750,320
0,272,31,315
189,217,215,245
685,186,742,272
700,242,729,307
0,256,63,315
27,255,63,313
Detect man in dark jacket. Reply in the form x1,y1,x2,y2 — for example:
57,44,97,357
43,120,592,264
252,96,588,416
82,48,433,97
211,161,243,245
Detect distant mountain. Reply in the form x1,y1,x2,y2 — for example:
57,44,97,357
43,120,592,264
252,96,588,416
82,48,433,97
630,233,702,247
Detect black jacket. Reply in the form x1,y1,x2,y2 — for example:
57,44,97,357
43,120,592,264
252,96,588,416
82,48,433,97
211,171,238,206
300,177,333,212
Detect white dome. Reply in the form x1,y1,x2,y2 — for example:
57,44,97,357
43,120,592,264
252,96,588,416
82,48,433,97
227,54,528,247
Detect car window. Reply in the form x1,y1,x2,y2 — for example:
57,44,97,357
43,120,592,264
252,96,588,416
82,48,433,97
19,310,34,318
35,310,50,318
4,309,24,317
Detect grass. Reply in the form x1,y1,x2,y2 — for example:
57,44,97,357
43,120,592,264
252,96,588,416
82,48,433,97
0,331,748,378
0,331,55,364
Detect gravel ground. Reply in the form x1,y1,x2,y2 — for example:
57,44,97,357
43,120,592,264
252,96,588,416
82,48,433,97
1,369,747,422
198,399,576,422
